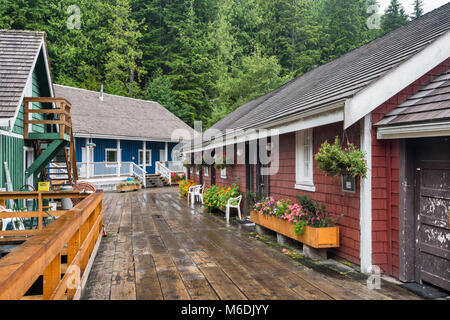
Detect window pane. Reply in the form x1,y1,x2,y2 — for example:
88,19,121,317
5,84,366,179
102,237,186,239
107,150,117,162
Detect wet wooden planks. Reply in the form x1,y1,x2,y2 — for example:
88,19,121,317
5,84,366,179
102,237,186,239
82,188,420,300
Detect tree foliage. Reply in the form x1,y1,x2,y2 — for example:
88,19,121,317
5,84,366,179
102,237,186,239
0,0,412,128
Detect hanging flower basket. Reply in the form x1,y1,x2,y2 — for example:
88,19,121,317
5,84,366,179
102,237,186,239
214,152,233,170
315,137,367,178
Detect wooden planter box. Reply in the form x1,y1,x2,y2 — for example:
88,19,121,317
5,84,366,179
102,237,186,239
116,184,141,193
250,211,339,249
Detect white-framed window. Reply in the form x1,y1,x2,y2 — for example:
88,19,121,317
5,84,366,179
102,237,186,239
196,167,200,175
139,149,152,166
190,167,193,174
204,166,209,177
220,168,227,179
105,148,117,164
295,129,315,192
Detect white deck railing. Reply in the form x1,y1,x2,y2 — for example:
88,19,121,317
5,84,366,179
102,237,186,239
77,162,146,187
155,161,184,185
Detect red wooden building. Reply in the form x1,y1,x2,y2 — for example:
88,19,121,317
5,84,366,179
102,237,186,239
185,4,450,291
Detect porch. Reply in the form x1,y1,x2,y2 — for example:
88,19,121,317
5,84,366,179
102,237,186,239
82,188,420,300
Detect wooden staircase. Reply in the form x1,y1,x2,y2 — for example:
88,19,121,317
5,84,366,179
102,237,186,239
146,174,170,188
23,97,78,190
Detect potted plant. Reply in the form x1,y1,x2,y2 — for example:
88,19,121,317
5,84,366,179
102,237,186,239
250,195,342,248
214,152,234,170
171,172,186,184
183,158,193,168
116,178,142,192
315,137,367,178
203,184,240,213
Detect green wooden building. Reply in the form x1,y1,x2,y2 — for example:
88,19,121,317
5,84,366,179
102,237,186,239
0,30,77,192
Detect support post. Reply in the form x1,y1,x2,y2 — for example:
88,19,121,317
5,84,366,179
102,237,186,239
43,253,61,300
143,141,147,175
117,139,121,177
360,114,373,274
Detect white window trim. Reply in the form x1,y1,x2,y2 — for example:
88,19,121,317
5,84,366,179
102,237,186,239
105,148,118,166
220,168,227,179
139,149,152,166
295,129,316,192
204,166,209,177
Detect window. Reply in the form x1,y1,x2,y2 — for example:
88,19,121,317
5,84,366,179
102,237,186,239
295,129,315,192
139,150,152,166
196,167,200,175
220,168,227,179
105,149,117,163
204,166,209,177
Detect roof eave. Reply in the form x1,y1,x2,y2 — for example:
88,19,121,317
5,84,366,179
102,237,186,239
344,30,450,130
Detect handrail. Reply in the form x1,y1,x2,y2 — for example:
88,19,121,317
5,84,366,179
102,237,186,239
0,191,103,300
0,191,89,239
156,161,184,185
130,162,146,188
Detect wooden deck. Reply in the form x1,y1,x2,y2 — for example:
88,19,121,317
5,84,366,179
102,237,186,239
82,188,420,300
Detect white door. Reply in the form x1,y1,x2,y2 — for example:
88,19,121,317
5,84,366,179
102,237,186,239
81,147,94,177
160,150,166,163
24,147,34,187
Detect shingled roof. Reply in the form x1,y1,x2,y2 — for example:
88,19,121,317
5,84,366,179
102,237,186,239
0,30,45,119
375,67,450,127
210,3,450,133
54,84,194,141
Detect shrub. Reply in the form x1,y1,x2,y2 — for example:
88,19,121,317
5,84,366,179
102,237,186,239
179,179,197,198
171,172,186,183
203,184,240,212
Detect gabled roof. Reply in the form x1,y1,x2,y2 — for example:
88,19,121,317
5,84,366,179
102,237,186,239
54,84,194,141
210,3,450,134
376,67,450,127
0,30,46,119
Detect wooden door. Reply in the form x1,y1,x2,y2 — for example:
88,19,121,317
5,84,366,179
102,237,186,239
210,166,216,186
415,160,450,290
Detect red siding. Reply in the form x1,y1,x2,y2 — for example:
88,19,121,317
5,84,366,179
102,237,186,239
371,57,450,277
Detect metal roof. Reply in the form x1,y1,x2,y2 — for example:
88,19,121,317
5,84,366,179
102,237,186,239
0,30,44,119
210,3,450,133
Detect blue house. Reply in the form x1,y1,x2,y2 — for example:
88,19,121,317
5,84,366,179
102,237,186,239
54,85,192,188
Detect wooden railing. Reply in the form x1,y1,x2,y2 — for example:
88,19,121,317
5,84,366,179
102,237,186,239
0,191,103,300
24,97,72,140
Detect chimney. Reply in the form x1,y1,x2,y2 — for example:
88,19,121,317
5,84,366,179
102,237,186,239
99,82,104,101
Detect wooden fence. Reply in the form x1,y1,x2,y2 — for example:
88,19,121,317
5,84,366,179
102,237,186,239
0,191,103,300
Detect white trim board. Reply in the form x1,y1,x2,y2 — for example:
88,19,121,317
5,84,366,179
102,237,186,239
186,106,344,154
74,133,175,143
344,30,450,130
377,122,450,139
360,115,373,274
0,129,24,139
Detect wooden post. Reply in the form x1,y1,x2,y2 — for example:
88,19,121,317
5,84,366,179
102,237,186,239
67,230,80,300
60,102,66,140
24,100,29,139
43,253,61,300
38,192,43,230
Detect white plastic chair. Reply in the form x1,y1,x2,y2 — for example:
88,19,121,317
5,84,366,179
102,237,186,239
226,195,242,223
194,185,205,204
188,185,201,205
0,206,25,236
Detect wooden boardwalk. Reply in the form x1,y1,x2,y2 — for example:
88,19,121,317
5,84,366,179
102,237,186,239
82,188,420,300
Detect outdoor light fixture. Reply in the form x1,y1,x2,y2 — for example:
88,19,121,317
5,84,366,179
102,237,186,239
87,137,96,149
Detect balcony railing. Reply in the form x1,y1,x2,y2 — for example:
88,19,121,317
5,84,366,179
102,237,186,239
24,97,72,140
77,162,146,187
0,191,103,300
